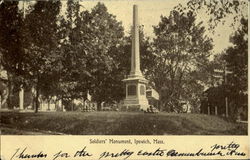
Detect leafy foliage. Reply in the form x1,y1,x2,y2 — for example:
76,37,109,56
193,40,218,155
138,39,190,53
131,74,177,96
0,1,24,76
179,0,248,31
23,1,61,112
88,4,126,109
224,18,248,94
201,17,248,119
224,17,248,118
152,9,213,112
59,2,126,109
0,1,26,108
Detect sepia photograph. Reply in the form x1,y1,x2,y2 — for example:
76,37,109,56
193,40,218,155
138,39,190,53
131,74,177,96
0,0,248,136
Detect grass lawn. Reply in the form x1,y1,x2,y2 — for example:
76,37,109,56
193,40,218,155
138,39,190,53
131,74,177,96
0,111,247,135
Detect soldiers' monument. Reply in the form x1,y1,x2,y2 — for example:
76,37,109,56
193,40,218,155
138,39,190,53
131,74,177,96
122,5,149,111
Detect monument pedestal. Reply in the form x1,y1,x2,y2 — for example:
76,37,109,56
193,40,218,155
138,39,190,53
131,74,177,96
123,76,149,111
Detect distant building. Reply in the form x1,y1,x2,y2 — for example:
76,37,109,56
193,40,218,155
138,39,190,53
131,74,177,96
0,69,8,109
146,88,159,109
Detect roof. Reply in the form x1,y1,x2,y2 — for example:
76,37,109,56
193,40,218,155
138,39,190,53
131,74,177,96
146,88,159,100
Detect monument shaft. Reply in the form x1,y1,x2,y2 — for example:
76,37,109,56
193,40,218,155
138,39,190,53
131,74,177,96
130,5,142,77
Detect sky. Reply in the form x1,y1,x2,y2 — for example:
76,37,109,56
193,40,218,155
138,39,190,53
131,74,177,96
18,0,248,55
77,0,247,55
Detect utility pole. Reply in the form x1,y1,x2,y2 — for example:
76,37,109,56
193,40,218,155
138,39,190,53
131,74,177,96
224,65,228,118
0,95,1,109
19,0,26,110
223,65,232,118
214,63,232,118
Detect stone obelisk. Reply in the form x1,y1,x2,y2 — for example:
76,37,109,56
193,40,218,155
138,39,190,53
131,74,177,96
122,5,149,111
130,5,142,77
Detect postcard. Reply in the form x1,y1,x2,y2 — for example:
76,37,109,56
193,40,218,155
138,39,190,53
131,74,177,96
0,0,249,159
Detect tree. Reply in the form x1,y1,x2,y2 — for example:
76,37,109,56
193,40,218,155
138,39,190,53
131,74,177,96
57,2,126,110
23,1,61,112
78,3,125,110
178,0,248,31
0,1,24,76
0,1,25,109
223,17,248,119
152,10,213,112
57,0,91,105
224,18,247,94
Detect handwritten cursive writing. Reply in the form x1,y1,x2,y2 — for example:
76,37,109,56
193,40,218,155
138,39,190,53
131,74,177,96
53,146,92,160
137,148,166,156
74,147,92,157
10,148,47,160
9,142,246,160
211,141,240,152
166,148,225,157
99,149,134,160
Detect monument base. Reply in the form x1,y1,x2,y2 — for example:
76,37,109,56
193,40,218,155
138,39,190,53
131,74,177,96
123,99,149,111
122,76,149,111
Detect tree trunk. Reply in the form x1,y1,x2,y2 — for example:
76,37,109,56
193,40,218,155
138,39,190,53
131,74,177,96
97,102,102,111
35,84,39,113
48,99,50,111
0,94,2,109
7,73,13,109
31,86,36,110
71,99,74,111
82,98,86,111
